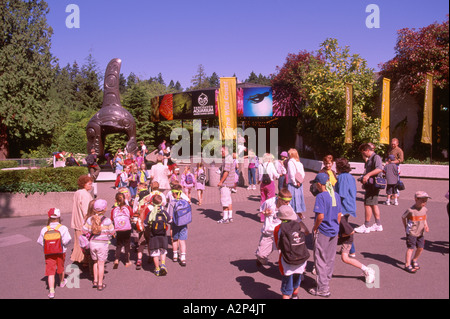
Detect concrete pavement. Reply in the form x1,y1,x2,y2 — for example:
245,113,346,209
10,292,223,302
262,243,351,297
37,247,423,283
0,172,448,300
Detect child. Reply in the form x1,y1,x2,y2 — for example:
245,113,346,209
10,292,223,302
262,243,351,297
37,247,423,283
195,162,206,206
138,163,149,188
83,199,115,291
181,166,195,201
150,181,167,207
319,155,337,187
144,195,170,276
111,192,133,269
170,167,180,187
255,188,292,266
401,191,430,273
338,215,375,283
166,183,191,266
37,208,72,299
384,155,400,205
274,205,310,299
128,165,139,199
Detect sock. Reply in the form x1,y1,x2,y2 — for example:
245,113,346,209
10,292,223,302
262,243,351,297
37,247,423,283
173,252,178,259
49,288,55,293
361,264,368,272
223,210,229,220
228,210,233,219
180,253,186,261
375,218,381,226
364,221,370,228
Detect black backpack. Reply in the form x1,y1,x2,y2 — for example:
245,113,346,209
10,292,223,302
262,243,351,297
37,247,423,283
149,209,167,237
278,221,310,265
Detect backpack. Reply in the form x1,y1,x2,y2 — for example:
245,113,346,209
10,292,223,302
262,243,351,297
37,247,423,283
278,221,310,265
197,171,206,184
85,154,96,166
43,224,64,255
185,173,194,185
261,163,271,184
113,206,132,231
149,209,168,236
172,198,192,226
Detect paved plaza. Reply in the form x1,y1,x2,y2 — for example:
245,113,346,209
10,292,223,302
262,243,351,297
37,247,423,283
0,172,448,300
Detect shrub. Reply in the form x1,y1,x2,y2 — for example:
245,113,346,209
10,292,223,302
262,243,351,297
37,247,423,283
0,161,18,169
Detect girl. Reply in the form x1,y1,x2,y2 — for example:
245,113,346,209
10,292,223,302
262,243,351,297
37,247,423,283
83,199,115,291
112,193,133,269
37,208,72,299
128,165,139,199
138,163,149,188
181,166,195,201
195,162,206,205
247,150,258,190
258,153,280,222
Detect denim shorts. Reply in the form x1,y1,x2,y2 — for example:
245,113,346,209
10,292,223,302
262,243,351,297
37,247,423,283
281,274,301,296
172,224,188,241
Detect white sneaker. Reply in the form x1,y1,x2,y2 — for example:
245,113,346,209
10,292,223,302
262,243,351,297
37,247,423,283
369,224,383,232
354,224,371,234
385,200,390,206
364,268,376,284
394,201,398,206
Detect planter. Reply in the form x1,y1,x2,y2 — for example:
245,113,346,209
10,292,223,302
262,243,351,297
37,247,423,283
0,191,75,218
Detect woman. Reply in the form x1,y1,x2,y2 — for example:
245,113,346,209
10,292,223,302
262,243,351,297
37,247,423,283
247,150,258,190
286,149,306,219
258,153,279,222
71,175,93,264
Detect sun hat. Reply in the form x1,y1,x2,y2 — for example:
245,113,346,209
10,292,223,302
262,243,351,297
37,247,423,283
277,205,297,221
47,208,61,219
280,151,288,158
415,191,431,199
93,199,108,212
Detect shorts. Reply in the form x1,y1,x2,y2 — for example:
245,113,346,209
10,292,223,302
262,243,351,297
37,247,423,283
89,241,109,262
172,224,188,241
364,188,380,206
45,253,66,276
406,234,425,249
150,248,167,257
341,243,352,254
220,186,232,207
386,184,397,195
281,274,301,296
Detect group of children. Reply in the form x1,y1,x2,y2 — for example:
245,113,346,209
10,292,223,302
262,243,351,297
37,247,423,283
37,178,193,298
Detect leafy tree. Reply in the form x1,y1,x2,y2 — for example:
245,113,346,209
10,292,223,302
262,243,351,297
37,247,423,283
0,0,57,158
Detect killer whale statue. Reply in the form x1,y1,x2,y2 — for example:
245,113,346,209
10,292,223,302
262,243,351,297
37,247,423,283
86,58,138,158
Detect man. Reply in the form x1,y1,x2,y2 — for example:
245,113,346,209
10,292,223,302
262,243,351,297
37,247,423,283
388,138,404,164
217,146,236,224
354,143,383,234
149,155,171,193
309,173,342,297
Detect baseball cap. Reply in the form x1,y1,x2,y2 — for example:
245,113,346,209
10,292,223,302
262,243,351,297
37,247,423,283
277,205,297,221
388,155,396,161
93,199,108,212
415,191,431,199
313,172,329,185
280,151,288,158
47,208,61,219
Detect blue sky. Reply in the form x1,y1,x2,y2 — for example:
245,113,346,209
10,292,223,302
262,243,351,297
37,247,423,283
45,0,449,89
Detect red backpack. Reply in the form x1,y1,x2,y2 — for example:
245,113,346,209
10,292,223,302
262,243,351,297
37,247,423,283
43,224,64,255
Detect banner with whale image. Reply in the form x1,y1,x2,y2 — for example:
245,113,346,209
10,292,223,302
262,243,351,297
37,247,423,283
243,87,273,117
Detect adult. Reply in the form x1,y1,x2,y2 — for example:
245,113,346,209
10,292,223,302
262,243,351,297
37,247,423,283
286,148,306,219
158,139,166,155
71,175,94,264
217,146,236,224
140,140,148,158
258,153,279,222
354,143,384,234
275,151,288,191
247,149,258,190
387,138,404,164
86,148,101,181
149,155,171,193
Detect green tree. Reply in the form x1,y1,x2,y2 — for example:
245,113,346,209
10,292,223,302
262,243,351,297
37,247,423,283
190,64,209,89
0,0,57,158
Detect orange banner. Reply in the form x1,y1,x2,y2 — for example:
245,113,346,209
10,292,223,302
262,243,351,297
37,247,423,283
218,77,237,140
421,73,433,144
344,83,353,144
380,78,391,144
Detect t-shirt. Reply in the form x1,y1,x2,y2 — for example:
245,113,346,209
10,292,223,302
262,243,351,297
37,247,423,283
221,155,236,188
402,206,428,237
313,191,342,237
338,216,354,246
384,163,399,185
335,173,357,217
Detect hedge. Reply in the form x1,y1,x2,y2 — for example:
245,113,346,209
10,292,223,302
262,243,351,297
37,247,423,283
0,160,19,170
0,166,89,196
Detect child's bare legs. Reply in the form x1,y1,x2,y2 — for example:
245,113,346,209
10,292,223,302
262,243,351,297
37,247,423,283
406,248,424,267
341,252,363,269
197,190,203,205
93,260,105,287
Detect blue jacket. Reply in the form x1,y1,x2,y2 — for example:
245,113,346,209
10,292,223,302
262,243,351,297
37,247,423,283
335,173,357,217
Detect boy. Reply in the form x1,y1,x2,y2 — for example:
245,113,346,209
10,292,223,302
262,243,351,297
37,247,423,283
255,188,292,267
338,215,375,283
401,191,430,273
274,205,310,299
384,155,400,205
144,195,170,276
309,173,342,297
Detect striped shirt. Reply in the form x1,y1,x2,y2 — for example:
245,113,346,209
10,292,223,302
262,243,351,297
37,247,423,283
83,215,115,243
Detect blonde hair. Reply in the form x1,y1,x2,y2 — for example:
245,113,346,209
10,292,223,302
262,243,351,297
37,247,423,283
288,148,300,162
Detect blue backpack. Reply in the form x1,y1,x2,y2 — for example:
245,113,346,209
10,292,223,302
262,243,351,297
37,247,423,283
172,199,192,226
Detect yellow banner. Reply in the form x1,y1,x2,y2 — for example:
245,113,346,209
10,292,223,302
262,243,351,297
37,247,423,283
421,73,433,144
344,83,353,144
218,77,237,140
380,78,391,144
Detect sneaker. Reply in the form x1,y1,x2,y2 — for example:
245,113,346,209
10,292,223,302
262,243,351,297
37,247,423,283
154,267,160,276
228,218,234,223
385,200,390,206
247,186,252,190
364,268,376,284
354,224,371,234
308,288,331,298
159,264,168,276
217,218,229,224
369,224,383,232
59,279,67,288
394,201,399,206
48,290,55,299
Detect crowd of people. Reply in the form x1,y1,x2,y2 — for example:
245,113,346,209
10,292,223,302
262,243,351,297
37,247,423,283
37,137,439,299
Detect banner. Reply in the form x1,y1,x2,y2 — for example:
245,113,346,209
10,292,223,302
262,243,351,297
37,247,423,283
192,90,216,118
218,77,237,140
173,92,193,120
380,78,391,144
344,83,353,144
243,87,273,117
421,73,433,144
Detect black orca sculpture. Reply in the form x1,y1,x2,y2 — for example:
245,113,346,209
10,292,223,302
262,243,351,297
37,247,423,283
86,58,138,157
